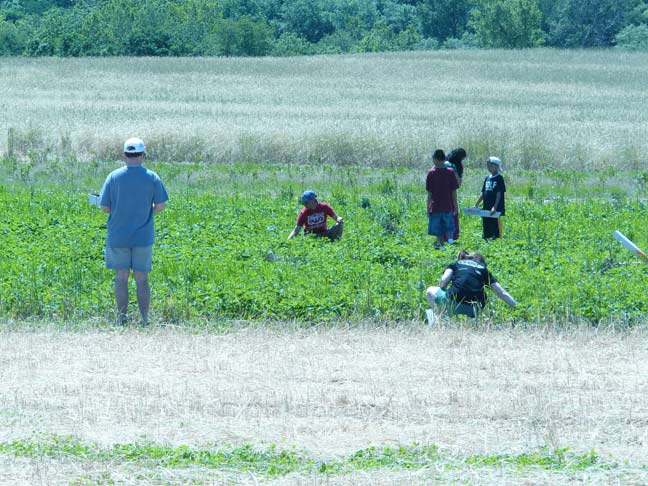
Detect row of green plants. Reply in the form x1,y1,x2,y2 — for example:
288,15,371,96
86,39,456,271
1,157,647,324
1,0,648,57
0,435,609,478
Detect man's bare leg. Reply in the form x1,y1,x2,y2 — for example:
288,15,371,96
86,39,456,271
114,269,130,324
133,271,150,325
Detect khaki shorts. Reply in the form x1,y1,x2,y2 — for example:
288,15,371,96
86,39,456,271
105,246,153,273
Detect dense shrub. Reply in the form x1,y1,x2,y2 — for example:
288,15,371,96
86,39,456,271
615,23,648,50
0,17,25,55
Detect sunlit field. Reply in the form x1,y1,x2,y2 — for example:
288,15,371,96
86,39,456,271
1,325,647,485
2,50,648,484
1,50,648,169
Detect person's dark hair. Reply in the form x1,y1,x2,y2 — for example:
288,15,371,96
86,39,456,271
432,149,446,162
457,249,485,264
447,148,467,178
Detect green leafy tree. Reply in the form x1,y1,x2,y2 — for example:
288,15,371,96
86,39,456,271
547,0,644,47
279,0,334,42
77,0,166,55
356,20,422,51
125,28,172,56
235,16,273,55
0,14,25,54
218,0,282,22
381,0,418,33
615,22,648,48
271,31,314,55
356,21,398,51
315,30,356,53
0,2,25,22
4,0,648,54
166,0,223,55
416,0,474,42
626,0,648,23
470,0,546,47
327,0,378,33
24,6,91,56
203,16,272,56
1,0,75,16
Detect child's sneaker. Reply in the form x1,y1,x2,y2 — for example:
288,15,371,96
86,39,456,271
447,238,455,245
426,308,437,326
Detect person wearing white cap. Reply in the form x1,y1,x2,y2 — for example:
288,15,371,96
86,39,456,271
474,156,506,239
99,138,169,325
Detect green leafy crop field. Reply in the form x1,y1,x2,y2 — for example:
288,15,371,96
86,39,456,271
1,158,647,324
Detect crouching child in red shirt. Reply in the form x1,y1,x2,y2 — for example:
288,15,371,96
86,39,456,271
288,190,344,241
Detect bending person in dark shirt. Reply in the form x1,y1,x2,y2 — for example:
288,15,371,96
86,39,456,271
425,249,516,323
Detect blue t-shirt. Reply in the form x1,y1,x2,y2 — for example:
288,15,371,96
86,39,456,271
100,165,169,248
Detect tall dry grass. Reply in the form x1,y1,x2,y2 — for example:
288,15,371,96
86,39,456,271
1,50,648,169
0,324,646,484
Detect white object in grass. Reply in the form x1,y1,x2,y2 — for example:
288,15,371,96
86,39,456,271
88,193,100,207
463,207,501,218
613,230,648,262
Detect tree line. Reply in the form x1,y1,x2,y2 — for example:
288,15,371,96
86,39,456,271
1,0,648,57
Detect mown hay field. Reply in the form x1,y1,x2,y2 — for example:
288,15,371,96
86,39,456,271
1,49,648,169
0,325,647,485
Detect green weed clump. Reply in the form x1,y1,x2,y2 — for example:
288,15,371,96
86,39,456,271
0,436,616,478
1,158,647,325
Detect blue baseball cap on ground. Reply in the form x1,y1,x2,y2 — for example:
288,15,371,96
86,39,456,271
301,190,317,204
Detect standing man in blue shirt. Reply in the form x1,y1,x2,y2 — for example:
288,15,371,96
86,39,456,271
100,138,169,325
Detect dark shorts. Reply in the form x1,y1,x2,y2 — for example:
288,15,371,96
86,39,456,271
428,212,455,237
105,246,153,273
482,216,502,239
313,222,343,241
434,289,481,318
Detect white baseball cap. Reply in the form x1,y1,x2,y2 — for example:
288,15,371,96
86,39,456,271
124,137,146,154
486,156,501,166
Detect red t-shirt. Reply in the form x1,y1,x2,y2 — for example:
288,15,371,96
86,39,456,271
426,167,458,213
296,202,336,233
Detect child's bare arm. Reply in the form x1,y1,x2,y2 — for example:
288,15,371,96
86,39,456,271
492,282,516,307
439,269,453,289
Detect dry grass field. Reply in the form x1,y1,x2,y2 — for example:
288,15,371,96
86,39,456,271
0,323,646,484
1,50,648,169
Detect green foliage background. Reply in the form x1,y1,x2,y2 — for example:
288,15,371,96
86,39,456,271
1,0,648,56
1,158,647,324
